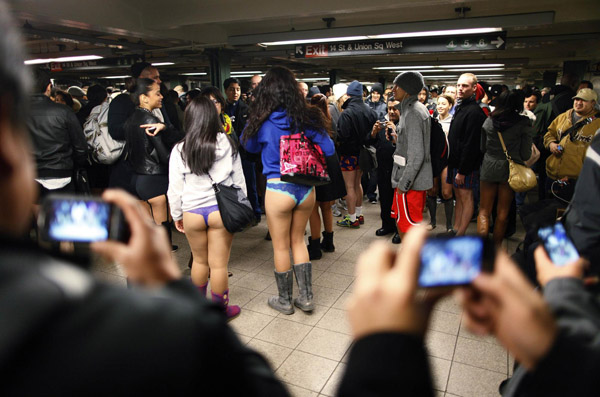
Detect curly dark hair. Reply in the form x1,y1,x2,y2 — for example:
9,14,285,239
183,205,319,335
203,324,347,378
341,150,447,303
243,66,328,141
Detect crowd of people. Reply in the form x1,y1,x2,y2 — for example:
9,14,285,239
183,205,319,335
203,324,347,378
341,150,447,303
2,0,600,393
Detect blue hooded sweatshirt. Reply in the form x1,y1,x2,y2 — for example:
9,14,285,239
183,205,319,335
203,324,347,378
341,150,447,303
241,108,335,180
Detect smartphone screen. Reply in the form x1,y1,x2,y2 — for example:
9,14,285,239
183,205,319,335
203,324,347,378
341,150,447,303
44,196,112,242
538,223,579,266
419,236,488,287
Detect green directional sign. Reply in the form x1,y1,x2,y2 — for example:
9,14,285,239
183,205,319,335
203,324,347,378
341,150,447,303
295,32,507,58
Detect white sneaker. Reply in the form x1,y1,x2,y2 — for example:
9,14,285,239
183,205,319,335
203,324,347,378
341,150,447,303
332,204,342,217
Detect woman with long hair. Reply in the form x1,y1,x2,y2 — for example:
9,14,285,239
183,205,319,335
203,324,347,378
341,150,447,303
434,94,455,233
168,96,245,319
124,78,173,242
307,93,346,259
242,66,335,314
478,89,532,246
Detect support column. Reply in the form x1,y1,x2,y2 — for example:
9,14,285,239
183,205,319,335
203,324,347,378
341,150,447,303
207,48,232,92
329,69,339,86
563,60,588,84
543,71,558,88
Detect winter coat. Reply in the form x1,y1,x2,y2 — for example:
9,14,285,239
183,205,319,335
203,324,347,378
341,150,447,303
447,96,487,175
336,96,378,156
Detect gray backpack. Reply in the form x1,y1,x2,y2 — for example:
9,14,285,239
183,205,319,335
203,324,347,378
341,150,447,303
83,101,125,164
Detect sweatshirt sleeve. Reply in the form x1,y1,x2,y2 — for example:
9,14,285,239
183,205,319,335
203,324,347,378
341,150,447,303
167,146,184,221
397,112,426,191
232,152,247,196
241,127,262,154
305,128,336,156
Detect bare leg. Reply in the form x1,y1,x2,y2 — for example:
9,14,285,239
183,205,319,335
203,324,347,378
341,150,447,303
342,170,357,215
454,187,474,236
493,182,515,246
290,189,316,264
206,211,234,294
319,201,333,232
183,212,209,287
265,188,295,272
354,169,363,209
147,195,168,225
309,201,321,240
478,181,498,237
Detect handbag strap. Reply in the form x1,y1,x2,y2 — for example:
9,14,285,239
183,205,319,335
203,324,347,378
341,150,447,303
206,172,220,193
496,131,512,161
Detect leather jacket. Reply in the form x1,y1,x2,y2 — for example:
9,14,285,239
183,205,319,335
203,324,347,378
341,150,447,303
27,94,88,178
124,108,171,175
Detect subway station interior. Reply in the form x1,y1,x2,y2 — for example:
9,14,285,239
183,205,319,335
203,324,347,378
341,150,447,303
6,0,600,396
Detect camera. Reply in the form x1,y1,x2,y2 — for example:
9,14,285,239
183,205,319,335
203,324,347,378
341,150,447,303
38,194,130,244
418,235,495,288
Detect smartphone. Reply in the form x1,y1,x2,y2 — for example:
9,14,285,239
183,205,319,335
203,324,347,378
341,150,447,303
38,194,130,243
147,126,157,133
537,223,579,266
419,235,495,287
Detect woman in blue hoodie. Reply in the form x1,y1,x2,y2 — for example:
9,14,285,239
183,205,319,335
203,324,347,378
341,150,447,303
242,66,335,315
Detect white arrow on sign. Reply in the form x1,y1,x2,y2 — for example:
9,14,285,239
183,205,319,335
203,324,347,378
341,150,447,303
491,36,505,48
296,46,304,55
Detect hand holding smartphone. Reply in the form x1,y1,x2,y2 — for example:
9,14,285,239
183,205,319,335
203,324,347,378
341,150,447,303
537,223,579,266
418,235,495,287
38,194,130,244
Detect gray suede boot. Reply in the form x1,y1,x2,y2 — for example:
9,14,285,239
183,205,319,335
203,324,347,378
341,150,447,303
268,269,294,315
292,262,314,312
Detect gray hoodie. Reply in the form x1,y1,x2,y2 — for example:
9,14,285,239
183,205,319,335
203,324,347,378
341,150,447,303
391,95,433,192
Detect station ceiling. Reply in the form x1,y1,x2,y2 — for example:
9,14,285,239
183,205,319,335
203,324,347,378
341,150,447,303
8,0,600,87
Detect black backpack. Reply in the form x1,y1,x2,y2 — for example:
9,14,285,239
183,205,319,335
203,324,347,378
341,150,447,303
430,117,448,177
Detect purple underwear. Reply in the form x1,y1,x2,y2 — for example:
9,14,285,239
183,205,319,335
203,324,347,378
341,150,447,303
187,204,219,225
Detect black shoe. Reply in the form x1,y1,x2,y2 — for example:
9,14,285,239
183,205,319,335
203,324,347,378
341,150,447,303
265,231,271,241
392,233,401,244
375,227,394,236
171,245,179,252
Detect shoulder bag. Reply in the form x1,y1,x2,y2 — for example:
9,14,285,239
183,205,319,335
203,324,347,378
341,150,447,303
280,132,330,186
207,172,255,233
497,131,537,193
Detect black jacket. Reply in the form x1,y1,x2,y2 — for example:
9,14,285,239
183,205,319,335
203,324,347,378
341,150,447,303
0,237,289,396
108,93,136,141
27,95,88,178
124,108,171,175
225,100,256,161
447,96,487,175
337,96,377,156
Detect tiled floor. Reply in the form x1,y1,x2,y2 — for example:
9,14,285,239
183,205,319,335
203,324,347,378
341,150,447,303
92,199,525,397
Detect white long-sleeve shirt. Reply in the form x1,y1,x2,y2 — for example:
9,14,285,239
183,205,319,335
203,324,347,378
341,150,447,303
168,132,247,221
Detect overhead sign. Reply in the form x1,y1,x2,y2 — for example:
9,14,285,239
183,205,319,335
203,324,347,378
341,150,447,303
295,32,506,58
48,55,144,72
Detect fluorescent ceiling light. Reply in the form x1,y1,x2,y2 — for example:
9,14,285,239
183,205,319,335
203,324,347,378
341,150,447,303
180,72,207,76
368,27,501,40
229,74,256,78
101,75,130,79
260,36,367,46
375,65,435,70
24,55,103,65
405,68,505,73
439,64,504,68
298,77,329,82
151,62,175,66
420,75,460,79
231,71,262,75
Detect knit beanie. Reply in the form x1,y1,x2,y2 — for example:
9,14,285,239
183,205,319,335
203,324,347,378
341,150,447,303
371,82,384,95
332,83,348,101
393,72,424,96
347,80,363,97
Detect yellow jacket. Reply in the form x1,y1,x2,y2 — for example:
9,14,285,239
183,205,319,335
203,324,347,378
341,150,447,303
543,108,600,180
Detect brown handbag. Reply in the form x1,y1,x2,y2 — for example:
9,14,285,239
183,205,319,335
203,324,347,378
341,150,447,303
497,131,537,193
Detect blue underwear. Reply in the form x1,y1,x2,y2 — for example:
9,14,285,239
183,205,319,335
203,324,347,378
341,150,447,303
186,204,219,225
266,181,314,206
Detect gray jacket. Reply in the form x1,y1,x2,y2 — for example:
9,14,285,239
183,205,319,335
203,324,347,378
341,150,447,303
391,95,433,192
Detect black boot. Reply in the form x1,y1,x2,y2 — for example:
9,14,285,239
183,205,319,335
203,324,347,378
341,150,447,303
268,269,294,315
307,236,322,260
426,195,437,229
292,262,314,312
320,231,335,252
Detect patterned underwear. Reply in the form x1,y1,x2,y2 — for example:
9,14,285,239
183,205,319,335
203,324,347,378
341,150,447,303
187,204,220,224
266,180,314,205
